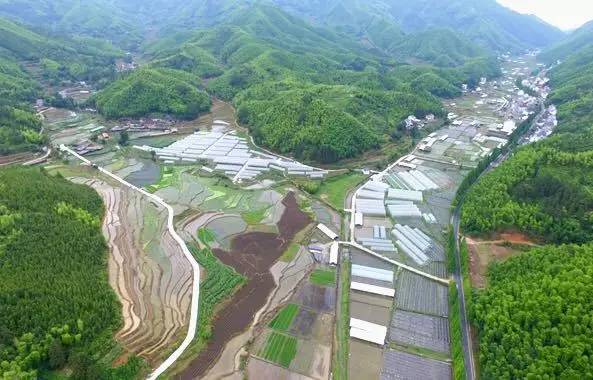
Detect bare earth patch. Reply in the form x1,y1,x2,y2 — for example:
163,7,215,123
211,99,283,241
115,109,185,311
466,236,530,288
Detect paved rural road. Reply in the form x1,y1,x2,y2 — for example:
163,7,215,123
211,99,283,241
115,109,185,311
451,99,546,380
59,145,200,380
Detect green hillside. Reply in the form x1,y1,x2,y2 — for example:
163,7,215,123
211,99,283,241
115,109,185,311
539,21,593,64
0,167,142,378
385,0,563,52
389,28,485,67
473,244,593,378
269,0,563,53
93,68,211,119
138,4,501,163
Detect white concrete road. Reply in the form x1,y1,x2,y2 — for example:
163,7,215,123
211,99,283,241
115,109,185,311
59,145,200,380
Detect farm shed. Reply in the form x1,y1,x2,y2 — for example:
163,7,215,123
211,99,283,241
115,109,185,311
350,318,387,346
351,281,395,298
352,264,394,283
329,242,339,265
317,223,339,241
354,212,363,227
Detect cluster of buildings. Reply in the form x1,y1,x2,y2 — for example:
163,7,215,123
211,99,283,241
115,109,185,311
523,105,558,144
111,118,177,134
404,114,435,130
73,139,103,155
135,122,327,183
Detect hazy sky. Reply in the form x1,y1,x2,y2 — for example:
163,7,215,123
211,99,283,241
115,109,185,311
497,0,593,30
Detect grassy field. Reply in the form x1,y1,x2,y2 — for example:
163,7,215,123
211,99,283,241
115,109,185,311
310,268,336,286
241,208,268,225
259,332,298,368
318,173,366,210
279,242,300,262
269,304,300,331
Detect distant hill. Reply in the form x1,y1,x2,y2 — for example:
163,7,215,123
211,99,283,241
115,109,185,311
93,68,211,119
539,21,593,64
135,4,502,163
0,0,563,55
389,28,485,67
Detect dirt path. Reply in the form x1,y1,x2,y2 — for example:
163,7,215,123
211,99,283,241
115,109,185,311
78,178,193,365
179,193,310,379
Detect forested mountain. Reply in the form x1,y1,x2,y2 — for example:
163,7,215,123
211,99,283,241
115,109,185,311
473,244,593,378
138,4,501,163
0,0,562,54
270,0,563,53
462,20,593,244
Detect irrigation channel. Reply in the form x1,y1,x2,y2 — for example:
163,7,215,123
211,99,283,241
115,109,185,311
59,145,200,380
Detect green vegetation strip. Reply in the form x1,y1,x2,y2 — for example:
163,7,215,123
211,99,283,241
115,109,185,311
448,283,467,380
333,260,351,380
269,304,300,331
259,332,298,368
279,243,300,262
309,268,337,286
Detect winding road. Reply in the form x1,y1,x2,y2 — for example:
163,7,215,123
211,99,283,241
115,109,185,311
59,145,200,380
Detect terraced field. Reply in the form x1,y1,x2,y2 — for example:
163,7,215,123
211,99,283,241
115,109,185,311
74,178,193,365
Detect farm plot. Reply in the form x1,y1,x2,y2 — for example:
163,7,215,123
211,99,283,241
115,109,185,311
309,268,336,286
180,192,311,378
290,340,332,380
396,271,449,317
292,283,336,314
247,357,315,380
389,310,450,354
349,339,383,380
350,297,391,326
270,304,300,331
259,332,299,368
380,349,451,380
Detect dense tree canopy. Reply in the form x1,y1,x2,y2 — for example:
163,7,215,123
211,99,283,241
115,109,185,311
473,244,593,379
93,68,211,119
0,168,128,377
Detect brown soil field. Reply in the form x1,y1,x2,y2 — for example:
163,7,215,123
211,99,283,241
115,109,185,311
80,178,193,365
466,237,528,288
179,192,310,379
348,339,383,380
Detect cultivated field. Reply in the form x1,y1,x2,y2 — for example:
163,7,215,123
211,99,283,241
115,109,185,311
380,350,451,380
396,271,449,317
74,178,193,365
389,310,451,354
